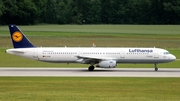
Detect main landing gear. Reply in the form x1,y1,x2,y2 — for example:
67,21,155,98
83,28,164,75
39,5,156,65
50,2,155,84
88,65,94,71
154,63,158,71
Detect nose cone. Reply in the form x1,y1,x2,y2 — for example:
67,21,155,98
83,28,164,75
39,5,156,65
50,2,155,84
171,55,176,61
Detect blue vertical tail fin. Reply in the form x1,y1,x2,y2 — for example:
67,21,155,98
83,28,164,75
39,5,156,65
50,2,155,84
8,24,35,48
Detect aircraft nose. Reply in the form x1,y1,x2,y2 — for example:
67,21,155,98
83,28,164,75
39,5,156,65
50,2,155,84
171,55,176,61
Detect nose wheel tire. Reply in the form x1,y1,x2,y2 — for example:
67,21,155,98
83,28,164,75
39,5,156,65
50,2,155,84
155,67,158,71
88,66,94,71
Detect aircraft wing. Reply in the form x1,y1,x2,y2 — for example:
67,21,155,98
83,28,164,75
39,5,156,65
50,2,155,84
75,55,117,64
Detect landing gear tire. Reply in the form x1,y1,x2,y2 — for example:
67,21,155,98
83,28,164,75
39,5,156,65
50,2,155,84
88,66,94,71
155,67,158,71
154,64,158,71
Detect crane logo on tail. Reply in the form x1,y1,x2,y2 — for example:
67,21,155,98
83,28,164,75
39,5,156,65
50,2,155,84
12,31,23,42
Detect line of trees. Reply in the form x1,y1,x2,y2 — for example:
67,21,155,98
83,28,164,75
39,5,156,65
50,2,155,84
0,0,180,25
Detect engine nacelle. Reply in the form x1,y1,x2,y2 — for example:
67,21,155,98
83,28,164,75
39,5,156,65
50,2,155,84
96,60,116,68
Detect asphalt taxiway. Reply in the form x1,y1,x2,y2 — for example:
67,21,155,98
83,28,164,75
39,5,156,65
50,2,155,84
0,68,180,77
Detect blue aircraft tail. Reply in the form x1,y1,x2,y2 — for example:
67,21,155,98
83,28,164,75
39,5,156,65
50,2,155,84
8,24,35,48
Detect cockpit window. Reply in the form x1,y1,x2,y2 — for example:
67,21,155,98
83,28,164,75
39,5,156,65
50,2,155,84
164,52,170,55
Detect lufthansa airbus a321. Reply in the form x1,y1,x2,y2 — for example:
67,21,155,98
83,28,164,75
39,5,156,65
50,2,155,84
6,25,176,71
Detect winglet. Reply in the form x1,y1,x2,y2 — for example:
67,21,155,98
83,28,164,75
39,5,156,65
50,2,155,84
8,24,35,48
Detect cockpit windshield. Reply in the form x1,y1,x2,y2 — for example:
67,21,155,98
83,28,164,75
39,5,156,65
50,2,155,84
164,52,170,55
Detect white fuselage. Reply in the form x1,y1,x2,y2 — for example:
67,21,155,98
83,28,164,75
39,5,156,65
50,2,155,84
6,47,176,64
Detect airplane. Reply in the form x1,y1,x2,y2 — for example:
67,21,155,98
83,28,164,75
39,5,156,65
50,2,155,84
6,24,176,71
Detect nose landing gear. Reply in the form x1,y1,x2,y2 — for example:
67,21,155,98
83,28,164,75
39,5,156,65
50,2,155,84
154,63,158,71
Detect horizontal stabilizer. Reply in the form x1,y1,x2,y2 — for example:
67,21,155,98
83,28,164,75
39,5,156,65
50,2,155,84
6,49,25,54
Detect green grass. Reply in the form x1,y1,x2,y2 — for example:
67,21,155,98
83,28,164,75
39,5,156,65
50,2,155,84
1,25,180,48
1,25,180,34
0,77,179,101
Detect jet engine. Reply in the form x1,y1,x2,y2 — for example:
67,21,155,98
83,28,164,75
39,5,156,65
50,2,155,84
96,60,116,68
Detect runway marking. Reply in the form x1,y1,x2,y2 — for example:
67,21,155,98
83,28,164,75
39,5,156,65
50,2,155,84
0,68,180,77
